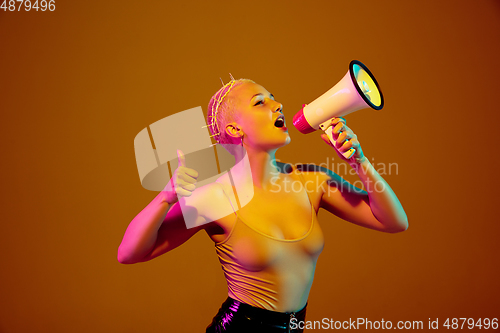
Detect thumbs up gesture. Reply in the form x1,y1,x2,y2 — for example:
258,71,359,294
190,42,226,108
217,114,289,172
162,150,199,204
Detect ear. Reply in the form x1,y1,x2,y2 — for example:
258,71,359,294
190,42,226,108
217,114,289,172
224,122,243,139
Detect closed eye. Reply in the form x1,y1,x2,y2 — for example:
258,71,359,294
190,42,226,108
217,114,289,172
254,100,264,106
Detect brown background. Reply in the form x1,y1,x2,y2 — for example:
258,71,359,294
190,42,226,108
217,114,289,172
1,0,499,332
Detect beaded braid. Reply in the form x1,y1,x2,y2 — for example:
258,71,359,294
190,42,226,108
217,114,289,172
206,78,255,144
207,80,237,143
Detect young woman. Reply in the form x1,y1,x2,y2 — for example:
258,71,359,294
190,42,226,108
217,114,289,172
118,79,408,333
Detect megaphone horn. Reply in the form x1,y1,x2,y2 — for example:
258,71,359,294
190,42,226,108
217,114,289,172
292,60,384,159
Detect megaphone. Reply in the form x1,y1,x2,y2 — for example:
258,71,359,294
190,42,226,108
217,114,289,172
292,60,384,159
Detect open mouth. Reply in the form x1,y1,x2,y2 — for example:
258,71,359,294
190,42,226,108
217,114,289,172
274,115,285,128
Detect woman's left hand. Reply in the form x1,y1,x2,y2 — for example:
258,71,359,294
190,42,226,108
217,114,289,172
320,117,366,166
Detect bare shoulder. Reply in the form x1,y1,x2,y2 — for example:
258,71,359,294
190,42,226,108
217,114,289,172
184,179,226,213
273,161,329,183
179,172,238,242
294,163,331,182
182,172,236,224
295,163,354,190
285,163,365,209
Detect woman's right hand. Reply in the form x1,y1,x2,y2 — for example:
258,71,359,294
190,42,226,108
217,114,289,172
162,149,199,204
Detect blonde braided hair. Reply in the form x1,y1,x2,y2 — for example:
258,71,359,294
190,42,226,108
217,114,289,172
207,78,254,144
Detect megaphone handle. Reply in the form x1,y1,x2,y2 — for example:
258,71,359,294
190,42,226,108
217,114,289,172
324,126,356,160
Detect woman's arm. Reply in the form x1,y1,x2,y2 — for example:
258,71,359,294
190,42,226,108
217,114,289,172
117,150,201,264
315,118,408,233
352,157,408,232
117,192,173,264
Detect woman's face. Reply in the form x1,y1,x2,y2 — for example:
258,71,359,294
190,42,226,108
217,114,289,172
227,81,291,151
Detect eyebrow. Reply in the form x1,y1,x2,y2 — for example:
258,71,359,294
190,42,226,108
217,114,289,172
251,93,275,101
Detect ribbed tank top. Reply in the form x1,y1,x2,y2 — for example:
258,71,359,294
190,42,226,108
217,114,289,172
214,171,325,312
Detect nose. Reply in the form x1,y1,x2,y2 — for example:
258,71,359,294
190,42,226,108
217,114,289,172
273,103,283,113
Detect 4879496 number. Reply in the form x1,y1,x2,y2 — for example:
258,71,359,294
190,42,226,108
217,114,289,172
443,318,498,330
1,0,55,11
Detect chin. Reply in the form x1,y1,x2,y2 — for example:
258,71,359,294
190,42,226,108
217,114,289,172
257,132,291,150
275,134,291,148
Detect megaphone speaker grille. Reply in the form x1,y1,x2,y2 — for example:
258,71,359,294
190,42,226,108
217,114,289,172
349,60,384,111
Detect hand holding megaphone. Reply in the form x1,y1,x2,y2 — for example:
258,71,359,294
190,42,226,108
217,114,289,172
162,149,199,204
319,117,364,162
293,60,384,160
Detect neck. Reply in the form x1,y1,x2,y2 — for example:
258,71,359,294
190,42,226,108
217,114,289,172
232,145,280,190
